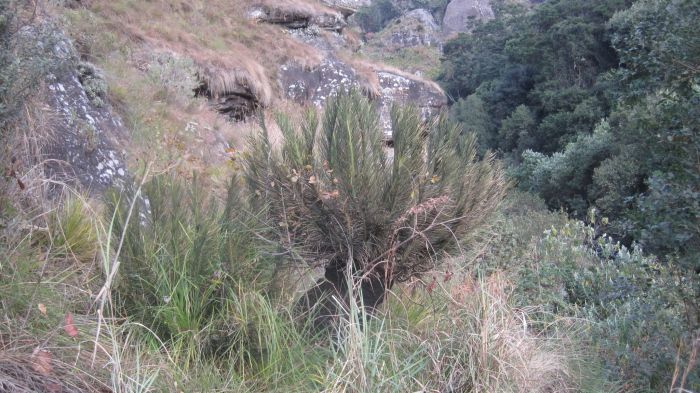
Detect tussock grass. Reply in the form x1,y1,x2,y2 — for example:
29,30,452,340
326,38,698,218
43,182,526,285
42,196,100,264
196,62,273,107
0,180,605,392
59,0,323,100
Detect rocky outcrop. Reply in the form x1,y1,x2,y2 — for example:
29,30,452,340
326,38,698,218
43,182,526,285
248,4,346,32
377,8,440,49
442,0,494,35
263,1,448,142
376,70,447,139
194,59,272,122
280,57,358,107
288,25,348,52
195,79,261,121
43,31,129,195
320,0,372,15
279,61,447,139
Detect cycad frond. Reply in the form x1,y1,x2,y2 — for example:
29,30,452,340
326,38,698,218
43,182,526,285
243,91,508,284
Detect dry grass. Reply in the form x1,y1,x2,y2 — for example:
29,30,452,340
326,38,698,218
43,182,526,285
0,351,102,393
344,56,446,98
61,0,325,100
258,0,339,17
443,272,577,392
196,61,273,107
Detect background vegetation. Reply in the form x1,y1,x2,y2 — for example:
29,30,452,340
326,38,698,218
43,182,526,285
353,0,450,33
440,0,700,287
0,0,698,392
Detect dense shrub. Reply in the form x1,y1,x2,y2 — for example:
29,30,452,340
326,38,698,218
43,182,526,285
244,91,507,329
472,197,699,392
352,0,400,33
517,121,613,214
442,0,700,269
108,175,273,348
0,0,58,134
531,220,699,392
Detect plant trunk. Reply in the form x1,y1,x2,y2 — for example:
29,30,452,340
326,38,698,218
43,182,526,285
294,259,390,333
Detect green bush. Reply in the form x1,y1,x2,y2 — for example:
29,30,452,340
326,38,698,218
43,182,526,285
77,61,108,107
516,218,698,392
449,94,496,155
517,121,613,214
0,0,58,133
353,0,400,33
108,174,273,351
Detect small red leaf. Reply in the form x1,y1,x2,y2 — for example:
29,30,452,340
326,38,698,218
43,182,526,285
444,271,454,283
426,277,437,294
31,347,53,376
64,312,78,337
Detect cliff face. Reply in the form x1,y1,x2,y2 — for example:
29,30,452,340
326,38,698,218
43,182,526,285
41,0,502,194
29,27,130,196
265,1,448,139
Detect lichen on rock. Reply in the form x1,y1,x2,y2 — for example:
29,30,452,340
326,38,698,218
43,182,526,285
43,30,130,195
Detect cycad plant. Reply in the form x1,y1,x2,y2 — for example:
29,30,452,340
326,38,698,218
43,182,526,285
244,91,508,329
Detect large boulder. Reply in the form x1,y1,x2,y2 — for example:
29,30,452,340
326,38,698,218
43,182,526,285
376,70,447,139
43,32,129,195
442,0,494,35
374,8,440,49
279,59,447,140
280,57,359,107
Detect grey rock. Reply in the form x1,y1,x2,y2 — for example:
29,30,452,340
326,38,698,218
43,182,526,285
320,0,372,16
442,0,494,35
43,33,129,195
279,59,447,140
376,71,447,139
248,4,346,32
404,8,439,31
288,25,347,52
383,8,440,49
280,57,358,108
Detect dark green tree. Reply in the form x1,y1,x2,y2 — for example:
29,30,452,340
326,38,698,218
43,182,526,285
597,0,700,269
450,94,496,154
497,104,535,155
439,0,631,155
